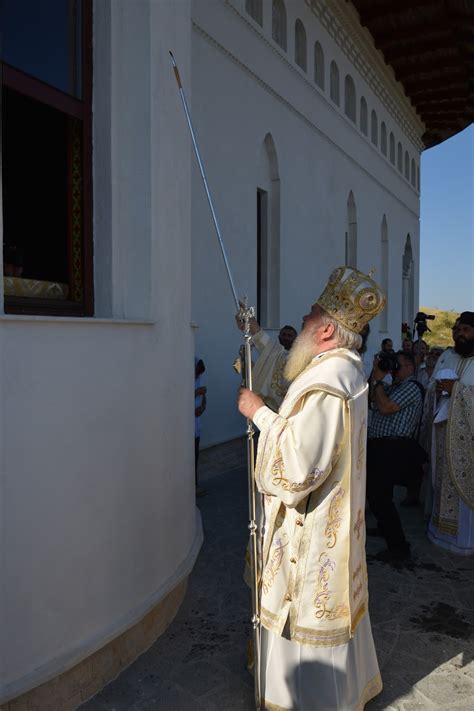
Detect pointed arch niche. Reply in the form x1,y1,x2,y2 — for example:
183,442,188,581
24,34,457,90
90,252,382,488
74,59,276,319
314,41,324,89
402,235,414,326
272,0,287,51
295,19,307,71
245,0,263,26
344,74,356,122
345,192,357,268
360,97,368,135
380,216,389,331
256,133,280,328
330,61,340,105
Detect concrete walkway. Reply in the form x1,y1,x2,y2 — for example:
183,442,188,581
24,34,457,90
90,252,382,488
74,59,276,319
82,439,474,711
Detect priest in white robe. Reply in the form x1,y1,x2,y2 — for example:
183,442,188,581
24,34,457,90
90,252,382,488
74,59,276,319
237,318,297,412
238,266,386,711
251,327,293,412
427,311,474,556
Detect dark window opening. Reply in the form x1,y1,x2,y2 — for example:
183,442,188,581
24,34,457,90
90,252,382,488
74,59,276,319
3,89,69,285
1,0,92,316
256,188,267,323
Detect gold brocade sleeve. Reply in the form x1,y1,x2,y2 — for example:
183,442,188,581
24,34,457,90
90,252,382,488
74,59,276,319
254,390,345,508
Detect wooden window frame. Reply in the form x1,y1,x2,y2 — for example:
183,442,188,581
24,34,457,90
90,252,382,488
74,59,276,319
2,0,93,317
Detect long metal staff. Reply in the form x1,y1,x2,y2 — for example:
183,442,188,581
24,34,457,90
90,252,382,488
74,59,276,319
170,53,262,710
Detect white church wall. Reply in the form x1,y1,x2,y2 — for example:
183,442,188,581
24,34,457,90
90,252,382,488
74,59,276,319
0,0,201,701
190,0,423,447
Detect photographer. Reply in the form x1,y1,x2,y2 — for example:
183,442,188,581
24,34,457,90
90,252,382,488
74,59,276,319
414,311,435,340
366,351,425,562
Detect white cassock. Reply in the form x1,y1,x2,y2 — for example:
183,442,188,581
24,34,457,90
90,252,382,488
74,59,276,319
427,350,474,555
252,348,382,711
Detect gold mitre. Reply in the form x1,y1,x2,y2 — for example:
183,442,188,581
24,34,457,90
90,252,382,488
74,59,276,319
317,266,386,333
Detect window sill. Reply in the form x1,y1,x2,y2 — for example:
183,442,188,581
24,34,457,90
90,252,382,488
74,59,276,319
0,314,156,325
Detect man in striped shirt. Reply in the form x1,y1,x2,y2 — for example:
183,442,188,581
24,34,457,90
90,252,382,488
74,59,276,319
366,351,424,562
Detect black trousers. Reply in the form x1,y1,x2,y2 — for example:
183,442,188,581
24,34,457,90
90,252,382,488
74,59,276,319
366,437,425,552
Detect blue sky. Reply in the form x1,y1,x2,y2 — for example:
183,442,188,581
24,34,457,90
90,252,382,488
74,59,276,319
420,124,473,312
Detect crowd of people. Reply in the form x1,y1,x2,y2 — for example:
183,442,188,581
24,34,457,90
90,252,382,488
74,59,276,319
365,320,473,562
233,305,473,565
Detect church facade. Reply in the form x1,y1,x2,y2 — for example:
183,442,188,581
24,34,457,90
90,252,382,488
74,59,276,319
191,0,422,446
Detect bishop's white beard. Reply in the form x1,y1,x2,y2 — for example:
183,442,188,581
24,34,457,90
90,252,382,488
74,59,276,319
284,328,316,382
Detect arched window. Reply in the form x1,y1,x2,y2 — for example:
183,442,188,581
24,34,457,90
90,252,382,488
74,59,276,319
381,122,387,156
314,41,324,89
402,235,414,325
245,0,263,26
389,132,395,164
330,61,340,106
380,215,388,331
294,20,307,71
397,142,403,172
371,110,378,146
404,151,410,179
344,75,356,123
272,0,287,51
411,159,416,187
257,134,281,328
346,192,357,268
360,97,368,135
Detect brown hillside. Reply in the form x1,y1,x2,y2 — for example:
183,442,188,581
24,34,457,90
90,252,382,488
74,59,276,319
417,307,459,348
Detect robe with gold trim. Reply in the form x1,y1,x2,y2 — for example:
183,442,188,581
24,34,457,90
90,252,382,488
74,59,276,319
428,350,474,555
252,348,382,710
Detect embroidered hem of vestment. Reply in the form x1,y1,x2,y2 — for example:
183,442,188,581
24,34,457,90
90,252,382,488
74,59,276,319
261,603,367,647
432,514,458,537
261,699,291,711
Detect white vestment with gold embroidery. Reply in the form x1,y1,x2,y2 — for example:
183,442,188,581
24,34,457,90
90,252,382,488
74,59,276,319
253,348,382,710
428,351,474,555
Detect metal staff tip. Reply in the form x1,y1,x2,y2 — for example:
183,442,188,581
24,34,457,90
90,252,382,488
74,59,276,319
169,51,240,312
169,51,182,88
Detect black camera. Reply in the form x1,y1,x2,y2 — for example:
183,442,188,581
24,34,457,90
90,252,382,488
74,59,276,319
377,352,400,373
415,312,435,322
